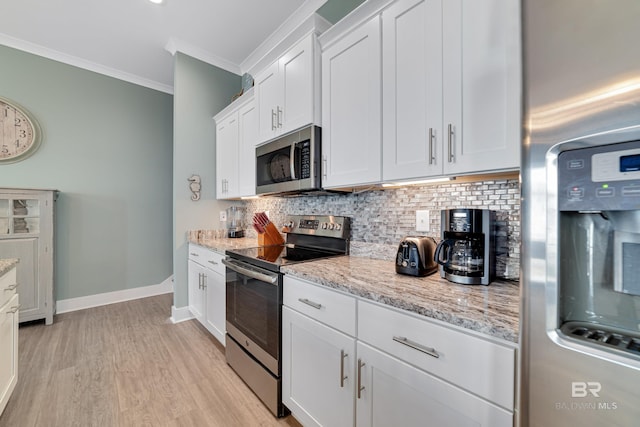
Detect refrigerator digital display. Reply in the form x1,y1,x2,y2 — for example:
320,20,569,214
620,154,640,172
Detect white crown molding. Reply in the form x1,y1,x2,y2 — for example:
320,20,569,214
0,32,174,94
241,0,329,76
165,37,242,76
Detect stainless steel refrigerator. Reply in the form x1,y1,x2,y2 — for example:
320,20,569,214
521,1,640,426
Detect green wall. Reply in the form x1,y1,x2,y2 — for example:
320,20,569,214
0,45,173,301
172,53,241,309
317,0,366,23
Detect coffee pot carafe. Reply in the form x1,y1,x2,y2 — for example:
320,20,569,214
435,209,495,285
226,206,246,238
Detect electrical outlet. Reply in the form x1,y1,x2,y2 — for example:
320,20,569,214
416,210,430,232
219,211,227,222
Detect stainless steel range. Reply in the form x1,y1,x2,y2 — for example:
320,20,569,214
222,214,350,417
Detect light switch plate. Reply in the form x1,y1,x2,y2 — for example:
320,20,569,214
416,210,430,232
220,211,227,222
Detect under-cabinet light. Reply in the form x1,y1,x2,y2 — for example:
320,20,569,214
381,177,455,188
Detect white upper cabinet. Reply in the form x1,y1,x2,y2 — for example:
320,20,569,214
255,34,320,143
441,0,521,175
321,16,383,188
382,0,444,180
215,92,257,200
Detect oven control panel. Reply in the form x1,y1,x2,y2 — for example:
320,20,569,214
282,215,350,239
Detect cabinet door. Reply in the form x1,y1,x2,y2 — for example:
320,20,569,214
0,238,39,321
204,268,225,346
382,0,444,181
355,342,513,427
442,0,520,174
255,61,281,142
0,293,19,415
280,35,316,134
237,99,257,198
282,306,356,427
216,112,239,199
187,260,205,324
322,16,382,188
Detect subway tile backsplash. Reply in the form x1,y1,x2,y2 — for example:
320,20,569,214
243,178,520,281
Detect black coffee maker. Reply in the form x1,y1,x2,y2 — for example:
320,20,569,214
434,209,495,285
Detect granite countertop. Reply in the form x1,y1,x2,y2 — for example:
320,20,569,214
282,256,520,343
189,236,259,254
0,258,19,276
187,234,520,343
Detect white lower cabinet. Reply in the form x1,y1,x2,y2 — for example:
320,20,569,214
282,307,356,427
0,265,18,416
282,276,516,427
355,342,512,427
187,244,226,345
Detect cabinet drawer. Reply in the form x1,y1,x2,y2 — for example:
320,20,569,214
188,244,225,275
358,300,515,409
0,266,17,308
284,276,356,336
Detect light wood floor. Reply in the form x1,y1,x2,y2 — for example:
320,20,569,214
0,294,302,427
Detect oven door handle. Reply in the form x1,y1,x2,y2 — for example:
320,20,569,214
222,258,279,284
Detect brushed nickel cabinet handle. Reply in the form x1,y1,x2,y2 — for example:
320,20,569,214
271,109,277,130
357,358,366,399
201,273,207,289
298,298,322,310
322,156,328,179
340,350,348,388
207,260,218,266
428,127,435,165
393,336,440,359
447,123,454,163
277,106,283,128
190,252,199,256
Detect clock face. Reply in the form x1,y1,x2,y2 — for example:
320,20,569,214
1,97,41,164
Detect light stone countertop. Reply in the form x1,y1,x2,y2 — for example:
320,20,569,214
0,258,19,276
187,236,520,343
189,237,259,254
282,256,520,343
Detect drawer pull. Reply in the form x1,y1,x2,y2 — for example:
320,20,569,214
298,298,322,310
190,252,199,256
4,283,19,291
207,260,219,265
393,336,440,359
340,350,348,388
8,304,21,314
357,359,365,398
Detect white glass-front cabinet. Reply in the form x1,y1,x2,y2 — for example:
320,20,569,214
321,16,382,188
187,244,225,345
0,264,18,416
215,91,257,200
255,34,320,144
0,189,56,325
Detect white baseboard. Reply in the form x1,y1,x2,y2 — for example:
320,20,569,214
56,275,174,314
170,305,194,324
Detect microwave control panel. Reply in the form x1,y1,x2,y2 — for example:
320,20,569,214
558,139,640,211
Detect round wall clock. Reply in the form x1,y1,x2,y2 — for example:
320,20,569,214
0,96,42,164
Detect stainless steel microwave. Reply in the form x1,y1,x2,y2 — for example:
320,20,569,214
256,125,321,195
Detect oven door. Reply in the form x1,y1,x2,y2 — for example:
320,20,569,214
223,258,281,375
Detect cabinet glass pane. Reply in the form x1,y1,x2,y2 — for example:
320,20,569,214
13,199,39,217
0,218,8,235
0,199,8,217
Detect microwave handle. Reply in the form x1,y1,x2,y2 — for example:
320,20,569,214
290,143,297,180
